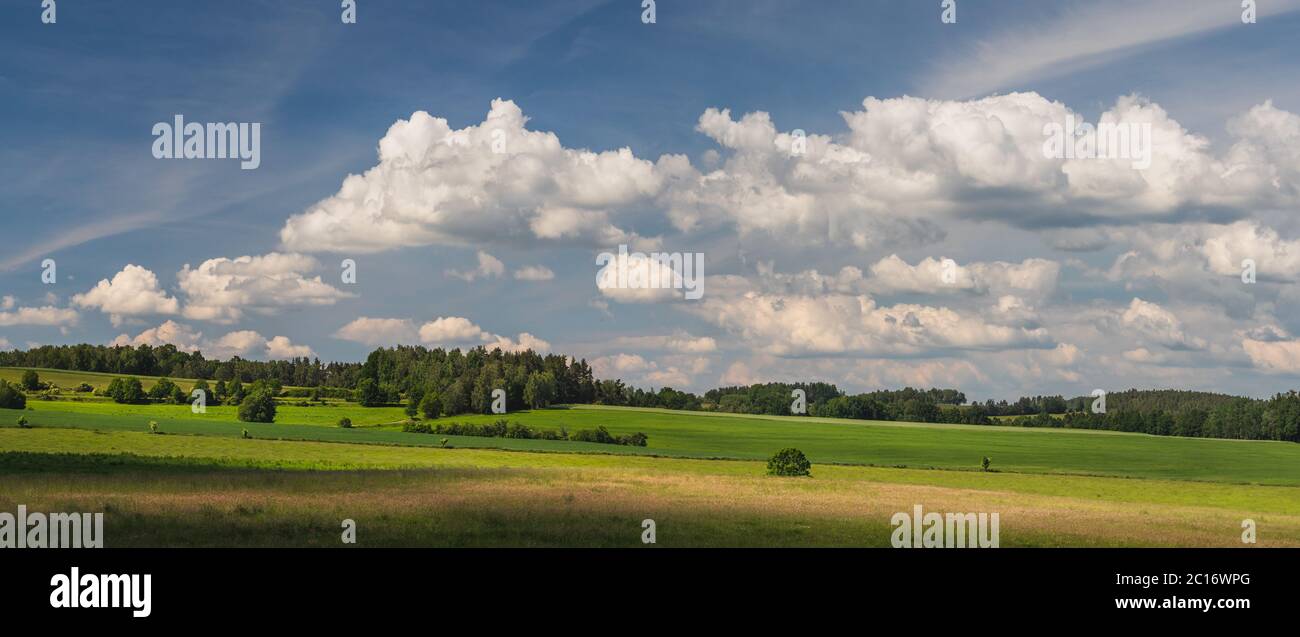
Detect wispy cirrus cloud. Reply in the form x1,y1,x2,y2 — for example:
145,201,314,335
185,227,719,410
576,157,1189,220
919,0,1300,98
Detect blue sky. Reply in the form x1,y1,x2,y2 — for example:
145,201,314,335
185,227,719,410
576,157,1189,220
3,0,1300,400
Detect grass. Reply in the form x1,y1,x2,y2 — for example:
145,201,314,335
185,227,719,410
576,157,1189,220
2,428,1297,547
23,398,409,427
0,367,206,393
10,398,1300,485
0,366,319,394
5,365,1300,547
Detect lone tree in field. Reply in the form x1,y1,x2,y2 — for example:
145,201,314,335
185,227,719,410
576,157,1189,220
20,370,40,391
767,448,812,477
981,456,992,472
237,389,277,423
337,417,352,429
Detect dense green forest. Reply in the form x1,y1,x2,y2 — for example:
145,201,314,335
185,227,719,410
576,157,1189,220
2,343,1297,442
1006,394,1300,442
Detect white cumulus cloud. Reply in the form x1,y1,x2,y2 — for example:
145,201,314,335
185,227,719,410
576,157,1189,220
73,264,179,326
177,253,351,324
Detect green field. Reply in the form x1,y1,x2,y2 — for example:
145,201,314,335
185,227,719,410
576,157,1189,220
15,398,1300,485
3,367,1299,547
2,428,1297,547
0,366,217,393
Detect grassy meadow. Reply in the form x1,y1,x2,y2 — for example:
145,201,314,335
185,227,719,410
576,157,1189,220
2,367,1298,547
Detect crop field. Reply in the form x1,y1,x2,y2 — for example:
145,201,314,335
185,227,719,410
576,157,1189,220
2,368,1299,547
0,367,214,393
15,397,1300,484
2,428,1297,547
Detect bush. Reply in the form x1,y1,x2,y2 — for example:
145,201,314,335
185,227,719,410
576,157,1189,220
569,426,648,446
148,377,178,401
337,417,353,428
767,448,811,477
981,456,991,472
237,389,277,423
74,383,94,393
241,428,251,439
148,421,159,434
106,377,145,404
20,370,40,391
17,415,31,428
570,426,616,444
0,380,28,409
400,420,645,447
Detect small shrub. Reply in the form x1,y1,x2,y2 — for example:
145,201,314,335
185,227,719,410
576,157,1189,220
981,456,991,472
148,420,159,435
767,448,812,477
403,420,647,447
241,428,251,439
439,438,449,448
337,417,353,429
570,426,616,444
17,415,31,429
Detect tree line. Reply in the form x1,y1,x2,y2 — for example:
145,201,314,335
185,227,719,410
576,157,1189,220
1004,393,1300,442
